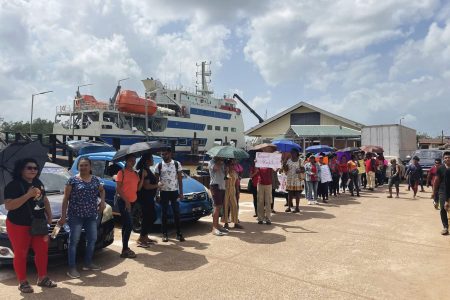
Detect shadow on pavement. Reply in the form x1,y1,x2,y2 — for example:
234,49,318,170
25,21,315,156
18,287,85,300
135,248,209,272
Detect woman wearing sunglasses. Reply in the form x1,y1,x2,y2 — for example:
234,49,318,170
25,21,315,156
3,158,57,294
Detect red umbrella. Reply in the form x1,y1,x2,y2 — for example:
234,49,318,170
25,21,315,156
360,145,384,153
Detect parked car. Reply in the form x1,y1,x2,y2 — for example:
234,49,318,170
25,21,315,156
0,162,115,263
70,152,213,232
407,149,444,178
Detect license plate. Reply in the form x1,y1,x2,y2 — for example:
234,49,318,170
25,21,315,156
192,207,202,212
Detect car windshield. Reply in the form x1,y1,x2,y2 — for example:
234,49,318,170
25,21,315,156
413,150,442,160
39,167,71,193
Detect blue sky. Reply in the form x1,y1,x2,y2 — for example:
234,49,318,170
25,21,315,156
1,0,450,136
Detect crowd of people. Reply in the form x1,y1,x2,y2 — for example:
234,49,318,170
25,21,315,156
2,147,450,294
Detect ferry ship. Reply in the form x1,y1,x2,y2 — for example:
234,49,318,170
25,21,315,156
52,62,245,161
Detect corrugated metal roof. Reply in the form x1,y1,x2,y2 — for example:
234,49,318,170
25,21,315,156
286,125,361,138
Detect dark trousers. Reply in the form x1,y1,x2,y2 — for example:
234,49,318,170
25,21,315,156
361,173,367,188
271,189,276,210
118,198,133,250
318,182,329,200
341,172,349,192
251,187,258,214
439,192,449,229
160,191,181,235
348,172,360,195
138,192,156,236
330,173,340,196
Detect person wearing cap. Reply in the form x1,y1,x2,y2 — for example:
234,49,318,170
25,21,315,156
406,156,423,199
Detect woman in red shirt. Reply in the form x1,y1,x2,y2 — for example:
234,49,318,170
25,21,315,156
339,156,349,193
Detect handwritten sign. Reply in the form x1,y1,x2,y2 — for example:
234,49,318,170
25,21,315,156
255,152,282,169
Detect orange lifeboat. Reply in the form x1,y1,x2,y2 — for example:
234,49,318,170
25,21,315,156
116,90,157,115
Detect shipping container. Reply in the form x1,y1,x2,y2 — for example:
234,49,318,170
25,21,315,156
361,124,417,161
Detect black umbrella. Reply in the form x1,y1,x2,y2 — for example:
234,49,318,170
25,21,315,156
339,147,361,153
0,140,49,204
112,141,169,162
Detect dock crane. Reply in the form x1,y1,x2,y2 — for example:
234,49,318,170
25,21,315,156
232,93,265,123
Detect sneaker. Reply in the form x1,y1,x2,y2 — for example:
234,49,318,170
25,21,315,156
67,268,80,279
234,223,244,229
176,234,185,242
285,207,291,212
224,223,230,229
293,207,300,213
82,264,101,271
219,227,229,233
162,234,169,242
265,220,272,225
433,201,439,210
441,228,449,235
212,229,225,236
257,221,263,224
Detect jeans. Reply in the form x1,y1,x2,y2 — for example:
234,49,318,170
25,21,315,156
306,181,318,200
118,198,133,250
160,191,181,235
251,187,258,214
68,215,98,268
348,172,360,195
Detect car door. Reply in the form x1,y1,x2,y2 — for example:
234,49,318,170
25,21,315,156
88,158,118,207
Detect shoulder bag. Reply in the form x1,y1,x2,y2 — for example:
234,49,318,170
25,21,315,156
20,183,48,236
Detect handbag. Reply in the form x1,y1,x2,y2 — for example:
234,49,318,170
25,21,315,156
20,183,49,236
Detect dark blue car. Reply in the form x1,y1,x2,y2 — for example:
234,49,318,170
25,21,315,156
70,152,213,232
0,163,115,263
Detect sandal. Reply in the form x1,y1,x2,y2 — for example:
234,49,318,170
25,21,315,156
19,281,34,293
37,277,57,288
120,249,137,258
137,240,150,248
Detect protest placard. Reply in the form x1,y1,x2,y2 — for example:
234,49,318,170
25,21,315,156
255,152,282,169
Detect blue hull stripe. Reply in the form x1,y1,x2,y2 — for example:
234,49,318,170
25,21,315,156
190,108,231,120
167,120,206,130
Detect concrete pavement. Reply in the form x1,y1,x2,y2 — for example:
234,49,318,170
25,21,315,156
1,185,449,299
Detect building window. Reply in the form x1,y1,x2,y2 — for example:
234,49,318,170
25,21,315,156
215,126,220,131
207,125,212,130
231,127,236,132
214,139,222,145
290,112,320,125
223,127,229,132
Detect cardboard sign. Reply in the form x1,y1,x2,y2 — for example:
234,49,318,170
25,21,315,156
255,152,282,169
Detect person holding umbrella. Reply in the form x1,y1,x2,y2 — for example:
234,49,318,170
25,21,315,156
4,158,57,293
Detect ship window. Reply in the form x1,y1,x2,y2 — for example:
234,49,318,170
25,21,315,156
207,125,212,130
231,127,236,132
199,139,206,146
103,112,118,123
178,138,187,146
223,127,229,132
215,126,220,131
173,94,176,100
84,112,99,122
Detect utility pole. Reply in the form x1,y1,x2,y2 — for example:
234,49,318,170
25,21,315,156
30,90,53,134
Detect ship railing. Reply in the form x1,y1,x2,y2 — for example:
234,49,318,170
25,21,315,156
56,103,117,114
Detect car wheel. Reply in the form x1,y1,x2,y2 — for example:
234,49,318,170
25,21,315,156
132,202,143,233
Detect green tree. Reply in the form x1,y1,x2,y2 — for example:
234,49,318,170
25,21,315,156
0,118,54,134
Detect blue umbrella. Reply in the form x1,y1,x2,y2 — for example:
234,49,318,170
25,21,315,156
272,140,302,153
305,145,334,154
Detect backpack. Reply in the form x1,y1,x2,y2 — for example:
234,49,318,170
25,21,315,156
157,160,180,175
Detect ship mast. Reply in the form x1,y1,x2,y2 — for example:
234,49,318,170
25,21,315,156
196,61,213,96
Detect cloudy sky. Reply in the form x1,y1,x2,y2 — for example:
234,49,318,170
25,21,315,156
1,0,449,136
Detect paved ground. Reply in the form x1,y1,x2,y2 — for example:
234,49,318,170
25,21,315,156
1,185,450,299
